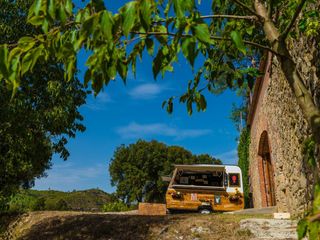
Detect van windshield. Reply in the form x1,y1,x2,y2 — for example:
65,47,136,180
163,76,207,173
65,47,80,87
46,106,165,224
173,170,224,187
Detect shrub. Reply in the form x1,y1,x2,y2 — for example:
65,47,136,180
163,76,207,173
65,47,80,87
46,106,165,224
31,197,46,211
101,202,134,212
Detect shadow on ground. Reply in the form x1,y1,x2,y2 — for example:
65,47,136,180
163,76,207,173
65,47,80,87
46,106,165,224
19,214,173,240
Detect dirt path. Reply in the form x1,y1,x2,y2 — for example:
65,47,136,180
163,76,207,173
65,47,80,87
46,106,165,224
1,211,268,240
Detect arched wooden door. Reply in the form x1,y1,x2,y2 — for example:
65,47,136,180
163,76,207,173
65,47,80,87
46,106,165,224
258,131,276,207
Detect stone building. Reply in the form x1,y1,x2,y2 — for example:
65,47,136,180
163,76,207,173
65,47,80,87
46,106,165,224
247,40,320,217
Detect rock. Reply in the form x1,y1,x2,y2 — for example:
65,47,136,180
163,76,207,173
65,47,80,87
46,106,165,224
240,218,298,239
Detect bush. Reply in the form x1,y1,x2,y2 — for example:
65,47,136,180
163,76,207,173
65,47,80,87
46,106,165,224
31,197,46,211
8,193,37,213
101,202,135,212
56,199,69,211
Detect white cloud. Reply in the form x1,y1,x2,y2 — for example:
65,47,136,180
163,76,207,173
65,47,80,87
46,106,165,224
128,83,165,99
34,163,107,191
116,122,212,140
85,92,113,111
215,149,238,165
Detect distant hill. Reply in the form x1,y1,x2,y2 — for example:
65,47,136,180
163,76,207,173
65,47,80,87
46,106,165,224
9,189,113,212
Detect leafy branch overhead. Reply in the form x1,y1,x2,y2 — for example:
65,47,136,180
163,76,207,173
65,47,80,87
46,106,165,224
0,0,320,130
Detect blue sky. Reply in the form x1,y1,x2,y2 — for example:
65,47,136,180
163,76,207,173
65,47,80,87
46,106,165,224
33,0,242,193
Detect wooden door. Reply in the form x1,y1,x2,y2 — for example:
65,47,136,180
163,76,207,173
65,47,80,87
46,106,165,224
264,154,276,206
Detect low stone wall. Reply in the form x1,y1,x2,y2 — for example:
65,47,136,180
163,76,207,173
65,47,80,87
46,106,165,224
138,203,167,215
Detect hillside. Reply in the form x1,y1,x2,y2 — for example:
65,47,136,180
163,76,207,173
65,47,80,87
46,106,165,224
8,189,113,212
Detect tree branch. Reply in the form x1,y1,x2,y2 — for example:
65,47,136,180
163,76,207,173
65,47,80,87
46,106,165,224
153,14,259,25
131,31,280,56
281,0,307,39
201,14,258,21
229,0,263,21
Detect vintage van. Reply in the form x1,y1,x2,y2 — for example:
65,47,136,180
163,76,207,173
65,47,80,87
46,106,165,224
165,164,244,213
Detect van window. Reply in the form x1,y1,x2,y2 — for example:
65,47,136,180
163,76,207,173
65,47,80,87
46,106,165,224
229,173,240,187
174,171,224,187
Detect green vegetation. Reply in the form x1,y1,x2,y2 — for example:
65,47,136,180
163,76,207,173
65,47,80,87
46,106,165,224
1,0,319,146
0,0,87,208
237,128,250,208
297,137,320,239
6,189,112,213
109,140,221,204
102,202,136,212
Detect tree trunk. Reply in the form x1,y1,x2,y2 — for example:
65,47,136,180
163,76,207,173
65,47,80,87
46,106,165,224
254,0,320,144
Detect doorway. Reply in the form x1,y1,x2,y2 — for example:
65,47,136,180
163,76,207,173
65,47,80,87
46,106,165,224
258,131,276,207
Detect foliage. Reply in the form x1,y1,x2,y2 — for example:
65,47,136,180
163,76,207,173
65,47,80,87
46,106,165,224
101,201,136,212
0,0,87,205
6,189,112,213
1,0,319,116
109,140,221,204
237,128,250,208
297,137,320,240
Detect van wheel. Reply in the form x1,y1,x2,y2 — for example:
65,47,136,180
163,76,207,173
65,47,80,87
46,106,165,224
199,208,212,214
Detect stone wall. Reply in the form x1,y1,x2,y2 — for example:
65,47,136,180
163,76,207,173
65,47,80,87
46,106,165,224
248,44,318,217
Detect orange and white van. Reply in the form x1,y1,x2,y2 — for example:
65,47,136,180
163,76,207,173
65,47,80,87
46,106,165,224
165,164,244,213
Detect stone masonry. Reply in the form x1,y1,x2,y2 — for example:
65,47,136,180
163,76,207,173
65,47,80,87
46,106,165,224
247,28,320,217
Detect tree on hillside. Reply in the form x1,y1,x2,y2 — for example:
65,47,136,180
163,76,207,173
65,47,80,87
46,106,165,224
0,0,87,208
109,140,221,204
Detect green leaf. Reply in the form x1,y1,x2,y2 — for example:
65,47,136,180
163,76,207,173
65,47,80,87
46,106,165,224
100,11,114,41
0,44,9,77
121,2,138,37
21,52,33,76
58,4,67,24
309,221,320,240
297,219,308,240
145,38,154,55
167,98,173,113
65,0,73,15
173,0,194,19
31,0,42,16
42,19,49,33
66,58,75,81
181,37,197,67
152,49,163,79
48,0,56,20
82,15,97,36
199,94,207,111
230,31,246,55
18,37,35,45
192,23,213,44
162,100,167,109
28,15,45,26
187,98,193,115
154,25,168,44
117,61,128,82
140,0,153,30
84,70,91,86
246,26,254,35
29,45,44,71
